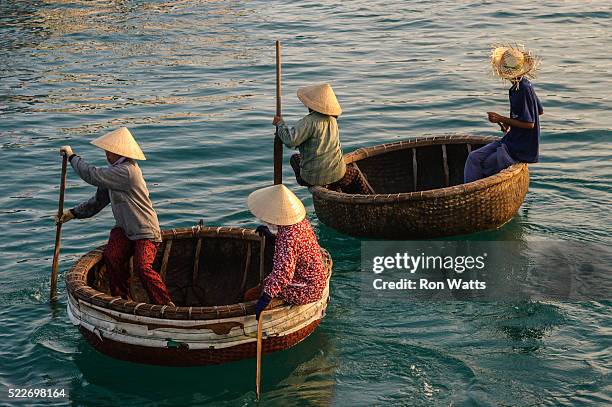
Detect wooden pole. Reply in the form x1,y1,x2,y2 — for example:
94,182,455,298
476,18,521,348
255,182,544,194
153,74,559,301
255,313,264,400
274,40,283,185
255,235,266,401
256,39,281,399
50,154,68,301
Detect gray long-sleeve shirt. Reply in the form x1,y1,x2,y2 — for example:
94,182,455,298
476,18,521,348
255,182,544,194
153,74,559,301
70,156,161,242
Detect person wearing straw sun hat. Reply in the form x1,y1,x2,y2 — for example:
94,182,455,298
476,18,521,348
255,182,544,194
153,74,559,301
272,83,370,194
464,44,544,183
243,184,327,320
56,127,174,306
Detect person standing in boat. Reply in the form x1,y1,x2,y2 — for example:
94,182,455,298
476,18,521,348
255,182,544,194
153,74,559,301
272,83,371,194
464,45,543,183
243,184,328,320
56,127,174,306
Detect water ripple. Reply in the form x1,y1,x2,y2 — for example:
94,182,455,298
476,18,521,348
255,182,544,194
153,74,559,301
0,0,610,405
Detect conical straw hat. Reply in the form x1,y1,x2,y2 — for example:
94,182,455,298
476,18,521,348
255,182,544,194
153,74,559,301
247,184,306,226
90,127,146,160
297,83,342,116
491,44,539,81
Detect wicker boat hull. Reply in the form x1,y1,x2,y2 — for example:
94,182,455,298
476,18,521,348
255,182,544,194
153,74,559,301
310,135,529,238
66,226,332,366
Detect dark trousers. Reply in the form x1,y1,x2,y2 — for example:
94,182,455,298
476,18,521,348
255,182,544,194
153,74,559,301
104,227,172,305
290,154,371,194
463,140,517,183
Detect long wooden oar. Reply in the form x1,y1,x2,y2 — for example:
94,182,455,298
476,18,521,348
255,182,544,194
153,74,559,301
256,40,282,402
274,40,283,185
255,311,264,400
50,154,68,302
255,234,266,401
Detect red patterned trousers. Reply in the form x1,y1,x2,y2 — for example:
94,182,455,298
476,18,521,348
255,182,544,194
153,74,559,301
103,227,172,305
290,153,371,194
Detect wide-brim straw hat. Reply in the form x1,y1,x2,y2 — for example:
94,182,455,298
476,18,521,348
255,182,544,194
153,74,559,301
491,44,539,81
247,184,306,226
297,83,342,116
90,127,146,160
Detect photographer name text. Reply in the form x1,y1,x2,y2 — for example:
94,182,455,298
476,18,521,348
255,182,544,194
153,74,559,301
369,252,488,291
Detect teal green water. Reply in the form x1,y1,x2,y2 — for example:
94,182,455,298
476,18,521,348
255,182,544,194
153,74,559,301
1,1,611,406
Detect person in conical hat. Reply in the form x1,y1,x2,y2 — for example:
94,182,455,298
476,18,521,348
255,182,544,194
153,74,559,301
464,44,543,183
272,83,371,194
57,127,174,306
243,184,327,320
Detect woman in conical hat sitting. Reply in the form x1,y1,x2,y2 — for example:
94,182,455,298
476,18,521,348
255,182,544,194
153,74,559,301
464,44,543,183
244,184,328,320
57,127,174,306
272,83,371,194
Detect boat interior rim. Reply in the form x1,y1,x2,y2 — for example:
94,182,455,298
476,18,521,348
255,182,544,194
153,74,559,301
309,162,527,200
344,134,499,164
70,243,332,315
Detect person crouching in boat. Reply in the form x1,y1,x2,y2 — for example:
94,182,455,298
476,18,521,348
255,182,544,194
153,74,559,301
56,127,174,306
464,45,543,183
244,184,327,320
272,83,371,194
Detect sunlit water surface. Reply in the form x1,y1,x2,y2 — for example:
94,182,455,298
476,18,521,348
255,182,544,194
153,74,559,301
1,1,610,406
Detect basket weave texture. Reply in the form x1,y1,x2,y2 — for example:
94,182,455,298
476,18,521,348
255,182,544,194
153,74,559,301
310,135,529,238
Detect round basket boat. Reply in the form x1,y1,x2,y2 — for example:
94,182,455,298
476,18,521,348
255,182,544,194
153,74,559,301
66,226,332,366
310,135,529,239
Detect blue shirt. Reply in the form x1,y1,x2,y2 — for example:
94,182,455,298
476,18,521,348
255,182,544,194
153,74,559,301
501,78,543,163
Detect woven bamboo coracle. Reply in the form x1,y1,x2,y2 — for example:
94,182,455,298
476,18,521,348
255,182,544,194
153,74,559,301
310,135,529,238
66,226,332,366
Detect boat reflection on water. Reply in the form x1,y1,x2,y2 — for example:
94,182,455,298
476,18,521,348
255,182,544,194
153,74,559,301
72,328,336,405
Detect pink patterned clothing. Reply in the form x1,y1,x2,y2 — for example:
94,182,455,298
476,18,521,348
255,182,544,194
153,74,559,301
263,219,327,305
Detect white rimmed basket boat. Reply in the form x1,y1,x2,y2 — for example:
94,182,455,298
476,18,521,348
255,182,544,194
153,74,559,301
66,226,332,366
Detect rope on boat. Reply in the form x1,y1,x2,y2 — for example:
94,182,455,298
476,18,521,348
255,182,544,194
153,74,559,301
412,148,418,191
239,242,252,297
160,240,173,283
352,162,376,194
442,144,450,187
258,236,266,286
192,237,205,304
